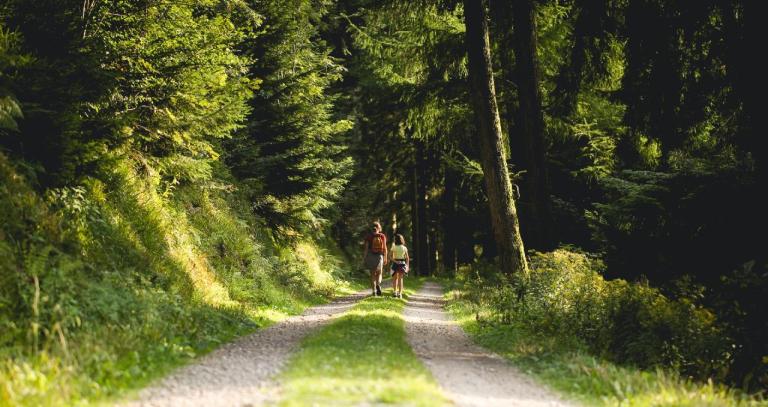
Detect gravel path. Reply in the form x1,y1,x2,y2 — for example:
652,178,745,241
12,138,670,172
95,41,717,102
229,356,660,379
404,281,575,407
121,288,374,407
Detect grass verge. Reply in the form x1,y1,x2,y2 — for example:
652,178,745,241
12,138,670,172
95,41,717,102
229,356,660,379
444,284,767,407
276,278,449,406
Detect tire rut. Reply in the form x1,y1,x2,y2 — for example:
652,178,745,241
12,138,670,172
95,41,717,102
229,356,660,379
403,281,575,407
120,288,372,407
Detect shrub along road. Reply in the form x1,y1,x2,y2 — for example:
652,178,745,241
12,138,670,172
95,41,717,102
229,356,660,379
120,280,569,406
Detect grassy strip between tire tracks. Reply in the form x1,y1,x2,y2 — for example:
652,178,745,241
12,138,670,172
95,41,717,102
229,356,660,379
442,282,767,407
275,278,450,406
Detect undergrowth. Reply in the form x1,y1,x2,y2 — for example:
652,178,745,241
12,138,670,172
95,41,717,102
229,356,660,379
445,249,767,406
0,152,358,406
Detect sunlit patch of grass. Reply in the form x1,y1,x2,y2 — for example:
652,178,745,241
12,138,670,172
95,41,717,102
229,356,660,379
445,291,767,407
277,280,449,406
293,242,335,291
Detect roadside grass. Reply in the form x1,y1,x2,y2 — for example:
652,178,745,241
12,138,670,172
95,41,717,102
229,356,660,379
444,286,767,407
276,278,450,407
1,271,364,407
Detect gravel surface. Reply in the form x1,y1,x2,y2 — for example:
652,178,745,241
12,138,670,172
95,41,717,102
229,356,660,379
120,289,372,407
404,281,575,407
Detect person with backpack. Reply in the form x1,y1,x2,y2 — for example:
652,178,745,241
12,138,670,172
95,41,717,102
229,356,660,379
363,221,388,296
389,234,409,298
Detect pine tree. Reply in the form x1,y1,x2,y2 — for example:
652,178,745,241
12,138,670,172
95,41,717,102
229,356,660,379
3,0,255,184
226,0,353,235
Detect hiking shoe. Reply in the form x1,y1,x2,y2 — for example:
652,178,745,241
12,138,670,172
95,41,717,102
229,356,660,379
375,285,382,296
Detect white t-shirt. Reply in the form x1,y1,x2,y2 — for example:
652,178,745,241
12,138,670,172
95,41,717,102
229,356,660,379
391,244,408,260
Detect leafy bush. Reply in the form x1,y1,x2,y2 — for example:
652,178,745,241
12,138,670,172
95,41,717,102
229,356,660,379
458,248,731,382
587,167,768,389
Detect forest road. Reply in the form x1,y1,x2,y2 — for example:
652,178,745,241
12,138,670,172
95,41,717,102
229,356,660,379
404,281,575,407
119,283,382,407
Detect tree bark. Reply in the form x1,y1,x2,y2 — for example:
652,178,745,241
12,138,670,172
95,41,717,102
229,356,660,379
550,1,590,116
441,167,458,274
410,139,430,276
502,0,554,250
463,0,528,275
415,139,430,275
411,153,421,276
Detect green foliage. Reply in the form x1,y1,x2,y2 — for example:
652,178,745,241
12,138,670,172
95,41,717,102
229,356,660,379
456,249,730,382
226,0,353,235
715,261,768,391
535,0,574,97
547,89,626,183
1,2,363,403
85,1,256,180
3,0,254,185
447,292,764,406
0,153,82,353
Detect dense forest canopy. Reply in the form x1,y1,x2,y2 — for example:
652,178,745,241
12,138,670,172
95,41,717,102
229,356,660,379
1,0,766,402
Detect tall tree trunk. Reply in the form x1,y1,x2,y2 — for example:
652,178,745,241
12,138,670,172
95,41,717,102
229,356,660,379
501,0,554,250
728,1,764,185
463,0,528,275
415,139,430,275
550,0,597,116
441,167,458,274
391,191,399,236
428,227,437,275
725,5,767,389
410,139,430,276
411,154,421,276
426,140,441,274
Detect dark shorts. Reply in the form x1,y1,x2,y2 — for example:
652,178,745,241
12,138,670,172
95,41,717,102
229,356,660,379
365,252,383,271
390,260,408,276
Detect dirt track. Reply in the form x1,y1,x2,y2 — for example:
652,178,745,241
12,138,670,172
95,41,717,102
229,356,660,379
403,281,574,407
120,290,369,407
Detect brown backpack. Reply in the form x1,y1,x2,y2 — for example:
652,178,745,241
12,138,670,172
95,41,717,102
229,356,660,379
370,233,386,254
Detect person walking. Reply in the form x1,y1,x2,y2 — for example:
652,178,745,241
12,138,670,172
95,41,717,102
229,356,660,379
389,234,409,298
363,221,388,296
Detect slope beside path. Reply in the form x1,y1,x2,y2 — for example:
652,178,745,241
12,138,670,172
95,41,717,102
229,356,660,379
120,289,370,407
403,281,575,407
